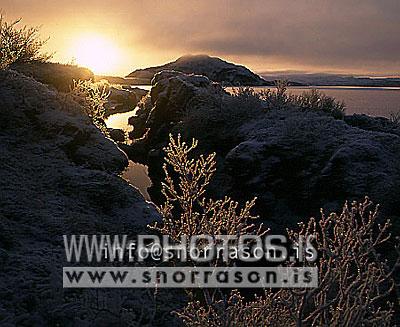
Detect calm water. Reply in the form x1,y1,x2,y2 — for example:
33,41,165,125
106,110,135,137
105,109,152,201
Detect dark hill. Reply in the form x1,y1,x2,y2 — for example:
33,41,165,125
127,54,273,86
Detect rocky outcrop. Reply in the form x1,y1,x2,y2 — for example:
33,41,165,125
124,71,230,202
225,110,400,227
127,71,400,231
127,54,272,86
344,113,400,137
0,70,182,326
105,86,148,117
127,71,227,157
108,128,126,142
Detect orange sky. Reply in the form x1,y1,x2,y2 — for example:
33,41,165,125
2,0,400,76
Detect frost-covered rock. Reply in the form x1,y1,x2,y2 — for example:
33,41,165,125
225,109,400,226
128,70,227,150
108,128,126,142
344,113,400,136
0,70,182,326
0,70,129,172
105,86,147,116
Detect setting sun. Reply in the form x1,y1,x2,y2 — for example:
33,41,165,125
72,34,121,75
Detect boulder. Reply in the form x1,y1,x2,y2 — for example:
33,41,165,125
108,128,126,143
344,113,400,136
0,71,129,172
104,86,147,116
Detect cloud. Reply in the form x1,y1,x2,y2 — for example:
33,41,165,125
127,0,400,73
2,0,400,74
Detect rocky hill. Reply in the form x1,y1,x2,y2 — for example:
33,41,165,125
127,54,272,86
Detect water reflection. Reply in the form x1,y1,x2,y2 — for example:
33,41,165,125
105,110,136,144
105,110,135,131
105,109,153,201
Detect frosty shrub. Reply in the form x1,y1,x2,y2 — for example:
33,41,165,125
227,81,345,119
179,200,399,326
0,14,51,69
156,136,399,327
151,134,267,312
389,111,400,126
259,79,291,110
293,88,346,119
229,86,265,113
151,134,266,240
70,79,110,134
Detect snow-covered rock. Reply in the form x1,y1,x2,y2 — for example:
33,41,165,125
129,70,227,148
225,109,400,226
0,70,181,326
344,113,400,136
105,86,147,116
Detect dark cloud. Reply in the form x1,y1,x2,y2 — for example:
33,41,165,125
128,0,400,73
2,0,400,74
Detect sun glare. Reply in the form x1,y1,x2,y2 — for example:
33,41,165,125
72,34,121,75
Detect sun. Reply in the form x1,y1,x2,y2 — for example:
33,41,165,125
72,34,121,75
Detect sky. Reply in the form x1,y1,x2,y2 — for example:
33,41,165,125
2,0,400,76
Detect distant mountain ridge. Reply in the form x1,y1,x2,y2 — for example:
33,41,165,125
261,72,400,87
127,54,273,86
